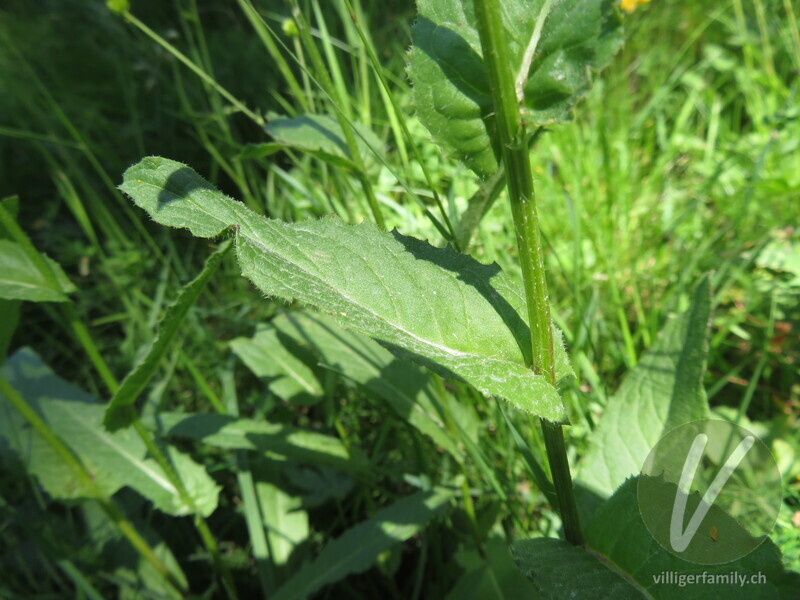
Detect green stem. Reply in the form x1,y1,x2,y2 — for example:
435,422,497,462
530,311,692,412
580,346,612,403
471,0,583,545
289,1,386,230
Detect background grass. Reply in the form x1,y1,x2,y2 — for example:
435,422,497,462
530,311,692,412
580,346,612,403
1,0,798,597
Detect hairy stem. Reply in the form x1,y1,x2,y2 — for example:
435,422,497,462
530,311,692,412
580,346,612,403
471,0,583,545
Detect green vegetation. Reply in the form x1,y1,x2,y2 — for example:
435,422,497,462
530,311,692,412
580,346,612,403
1,0,799,598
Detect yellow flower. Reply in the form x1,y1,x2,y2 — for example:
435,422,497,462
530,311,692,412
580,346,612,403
621,0,651,13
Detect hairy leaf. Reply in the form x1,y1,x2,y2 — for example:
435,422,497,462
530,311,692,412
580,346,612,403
271,487,454,600
512,538,644,599
121,157,573,422
0,349,220,516
408,0,623,178
584,477,800,599
514,477,800,599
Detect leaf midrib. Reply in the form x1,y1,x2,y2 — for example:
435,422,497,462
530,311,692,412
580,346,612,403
145,181,526,370
53,400,179,498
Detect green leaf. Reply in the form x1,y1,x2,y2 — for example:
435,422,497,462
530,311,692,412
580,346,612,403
103,240,231,431
265,114,384,174
512,538,644,599
584,477,800,599
514,477,800,599
285,465,354,508
231,326,324,405
0,349,220,517
121,157,573,422
271,487,454,600
237,142,283,161
0,196,20,238
576,277,712,502
149,412,368,476
0,239,76,302
270,310,462,458
408,0,623,178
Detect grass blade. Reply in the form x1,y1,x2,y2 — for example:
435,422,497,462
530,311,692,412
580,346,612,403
103,239,232,431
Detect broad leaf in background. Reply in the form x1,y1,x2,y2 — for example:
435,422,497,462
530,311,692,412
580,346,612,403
575,277,712,508
231,326,324,405
584,477,800,599
408,0,623,178
149,412,367,476
265,114,385,175
104,240,231,431
121,157,573,422
0,239,76,302
270,309,466,458
285,465,354,509
0,349,220,517
514,477,800,599
512,538,643,599
270,487,454,600
80,500,188,597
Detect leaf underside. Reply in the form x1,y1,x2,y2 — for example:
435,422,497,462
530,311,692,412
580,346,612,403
408,0,623,178
121,157,573,422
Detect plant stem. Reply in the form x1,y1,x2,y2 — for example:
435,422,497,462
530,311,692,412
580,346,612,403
471,0,583,545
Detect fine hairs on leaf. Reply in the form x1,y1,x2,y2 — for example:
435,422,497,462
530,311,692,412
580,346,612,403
120,156,573,423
